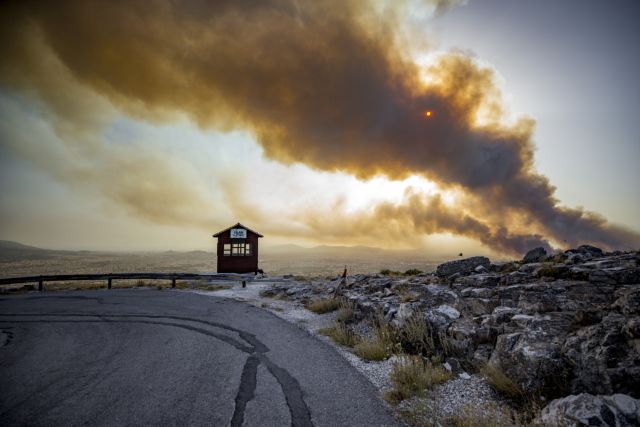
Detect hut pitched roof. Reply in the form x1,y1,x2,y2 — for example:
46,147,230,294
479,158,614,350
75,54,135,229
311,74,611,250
212,223,264,238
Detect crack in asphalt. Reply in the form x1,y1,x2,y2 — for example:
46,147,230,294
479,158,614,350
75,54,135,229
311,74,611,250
0,313,313,426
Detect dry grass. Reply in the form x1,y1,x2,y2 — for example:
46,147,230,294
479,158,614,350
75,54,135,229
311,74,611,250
353,338,388,361
318,323,361,347
399,399,533,427
399,291,420,303
481,364,525,401
306,297,341,314
444,403,520,427
384,355,452,404
335,298,356,323
396,314,436,356
45,281,105,290
379,269,424,276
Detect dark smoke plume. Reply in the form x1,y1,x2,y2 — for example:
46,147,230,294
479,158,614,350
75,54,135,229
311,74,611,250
1,0,638,254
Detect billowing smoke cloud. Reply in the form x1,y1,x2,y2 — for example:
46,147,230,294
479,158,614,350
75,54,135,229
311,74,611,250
1,0,638,254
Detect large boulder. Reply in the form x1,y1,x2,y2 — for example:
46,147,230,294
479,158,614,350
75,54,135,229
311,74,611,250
537,393,640,427
562,313,640,397
489,328,570,397
522,247,548,263
612,288,640,315
576,244,605,257
436,256,490,277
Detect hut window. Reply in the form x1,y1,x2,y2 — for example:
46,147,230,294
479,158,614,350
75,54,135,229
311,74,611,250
224,244,231,255
230,243,251,256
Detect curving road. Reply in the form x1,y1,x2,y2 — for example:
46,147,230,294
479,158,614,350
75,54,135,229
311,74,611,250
0,290,398,426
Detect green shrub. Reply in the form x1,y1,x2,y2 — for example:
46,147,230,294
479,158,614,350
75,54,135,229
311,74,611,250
404,269,423,276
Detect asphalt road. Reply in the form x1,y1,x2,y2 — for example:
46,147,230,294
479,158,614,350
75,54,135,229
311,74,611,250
0,290,398,426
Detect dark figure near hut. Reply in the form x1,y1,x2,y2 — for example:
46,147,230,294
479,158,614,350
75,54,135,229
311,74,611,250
213,223,263,273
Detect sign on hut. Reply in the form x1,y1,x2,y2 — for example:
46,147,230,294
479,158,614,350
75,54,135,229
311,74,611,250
213,223,263,273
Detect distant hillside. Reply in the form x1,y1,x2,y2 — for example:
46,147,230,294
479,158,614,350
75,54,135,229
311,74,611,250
0,240,46,251
0,240,56,261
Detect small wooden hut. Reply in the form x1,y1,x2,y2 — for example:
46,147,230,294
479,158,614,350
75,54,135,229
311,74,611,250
213,223,263,273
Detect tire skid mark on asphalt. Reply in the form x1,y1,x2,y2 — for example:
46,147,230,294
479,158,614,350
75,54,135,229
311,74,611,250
0,313,313,426
230,355,259,427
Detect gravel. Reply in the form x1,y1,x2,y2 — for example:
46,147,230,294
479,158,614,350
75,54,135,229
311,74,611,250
428,374,500,417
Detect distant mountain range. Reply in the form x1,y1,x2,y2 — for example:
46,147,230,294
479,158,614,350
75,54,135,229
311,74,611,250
0,240,427,261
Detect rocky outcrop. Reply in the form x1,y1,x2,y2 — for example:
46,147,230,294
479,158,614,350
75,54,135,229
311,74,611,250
522,247,547,263
435,256,490,277
265,248,640,401
537,393,640,427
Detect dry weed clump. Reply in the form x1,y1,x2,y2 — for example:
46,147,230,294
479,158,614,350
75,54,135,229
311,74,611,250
318,323,361,347
335,298,356,323
481,363,526,401
444,402,520,427
384,355,452,404
354,338,388,361
399,400,534,427
396,315,436,356
306,297,341,314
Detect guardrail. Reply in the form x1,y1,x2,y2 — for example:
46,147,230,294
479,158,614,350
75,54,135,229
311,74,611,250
0,273,254,291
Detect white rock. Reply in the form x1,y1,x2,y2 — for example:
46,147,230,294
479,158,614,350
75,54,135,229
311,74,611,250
436,304,460,320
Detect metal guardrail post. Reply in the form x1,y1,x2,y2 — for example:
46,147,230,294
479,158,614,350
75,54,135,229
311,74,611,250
171,278,176,288
38,278,43,292
108,278,112,289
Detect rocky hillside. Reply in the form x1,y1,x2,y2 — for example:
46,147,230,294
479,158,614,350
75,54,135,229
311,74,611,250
263,245,640,425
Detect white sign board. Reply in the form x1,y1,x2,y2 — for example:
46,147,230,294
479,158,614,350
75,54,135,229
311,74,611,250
230,228,247,239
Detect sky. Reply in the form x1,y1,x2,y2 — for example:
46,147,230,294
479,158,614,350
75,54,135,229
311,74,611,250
0,0,638,256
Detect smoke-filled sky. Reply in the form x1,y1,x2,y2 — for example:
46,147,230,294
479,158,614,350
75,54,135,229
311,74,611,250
1,0,639,256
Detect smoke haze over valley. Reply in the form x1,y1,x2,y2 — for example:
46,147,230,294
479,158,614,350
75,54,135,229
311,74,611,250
1,0,639,257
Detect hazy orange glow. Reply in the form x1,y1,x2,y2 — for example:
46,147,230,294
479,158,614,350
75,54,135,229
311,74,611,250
1,0,638,255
